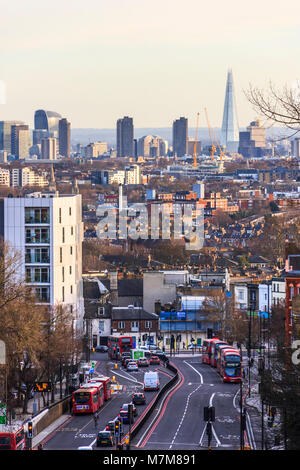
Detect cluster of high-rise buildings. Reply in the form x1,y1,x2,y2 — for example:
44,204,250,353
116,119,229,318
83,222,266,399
0,110,71,162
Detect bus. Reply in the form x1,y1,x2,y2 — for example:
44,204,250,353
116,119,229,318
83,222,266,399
0,425,26,450
219,349,242,383
88,376,112,401
216,344,236,374
80,382,104,409
107,336,133,360
202,338,220,364
72,386,102,414
210,340,228,367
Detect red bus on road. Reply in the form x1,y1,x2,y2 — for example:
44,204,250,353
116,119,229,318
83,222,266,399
201,338,220,364
80,382,104,409
219,349,242,383
210,340,228,367
107,336,133,360
89,376,112,401
216,345,236,374
0,425,25,450
72,386,102,414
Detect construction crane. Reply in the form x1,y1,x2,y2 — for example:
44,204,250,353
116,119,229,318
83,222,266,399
204,108,224,161
193,112,200,168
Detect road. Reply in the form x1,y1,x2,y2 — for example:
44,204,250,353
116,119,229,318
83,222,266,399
132,356,245,451
40,352,257,451
42,353,173,450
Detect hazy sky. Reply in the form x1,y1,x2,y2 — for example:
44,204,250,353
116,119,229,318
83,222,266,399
1,0,300,129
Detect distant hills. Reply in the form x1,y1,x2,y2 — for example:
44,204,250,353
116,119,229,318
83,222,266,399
71,127,294,148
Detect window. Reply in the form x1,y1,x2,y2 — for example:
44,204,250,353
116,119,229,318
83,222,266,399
131,321,139,331
118,321,125,329
62,227,65,243
145,321,152,329
25,207,49,224
98,307,105,316
69,266,72,275
59,208,62,223
71,226,74,236
62,267,64,283
70,285,73,294
62,286,65,302
60,247,63,263
70,246,73,255
238,290,244,300
69,207,72,216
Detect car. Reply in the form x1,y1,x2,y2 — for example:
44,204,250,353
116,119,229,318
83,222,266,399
149,356,160,365
127,361,138,371
123,358,132,367
143,371,160,391
138,357,149,367
121,355,132,366
95,345,108,353
187,344,199,350
120,402,138,417
96,430,114,447
131,392,146,405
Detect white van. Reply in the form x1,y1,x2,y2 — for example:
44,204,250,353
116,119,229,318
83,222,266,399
143,371,160,391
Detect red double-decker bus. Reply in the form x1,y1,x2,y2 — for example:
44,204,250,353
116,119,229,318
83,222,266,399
201,338,220,364
210,340,228,367
88,376,112,401
72,386,103,414
0,425,25,450
216,344,235,374
219,349,242,383
107,335,133,360
80,382,104,408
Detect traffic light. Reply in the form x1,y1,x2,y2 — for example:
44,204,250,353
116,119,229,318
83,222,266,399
114,420,120,435
128,404,133,422
27,421,33,438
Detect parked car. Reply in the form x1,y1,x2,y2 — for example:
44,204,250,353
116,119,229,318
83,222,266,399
149,356,160,365
96,430,114,447
131,392,146,405
95,345,108,353
127,361,138,371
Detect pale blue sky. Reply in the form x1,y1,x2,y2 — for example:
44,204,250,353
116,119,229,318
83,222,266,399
1,0,300,129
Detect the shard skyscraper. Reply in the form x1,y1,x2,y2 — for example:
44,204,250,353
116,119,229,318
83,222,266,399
221,69,239,153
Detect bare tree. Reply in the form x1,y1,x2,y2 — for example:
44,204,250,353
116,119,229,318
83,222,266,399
245,81,300,137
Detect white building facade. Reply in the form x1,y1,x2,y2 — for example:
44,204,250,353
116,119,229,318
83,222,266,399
1,192,85,333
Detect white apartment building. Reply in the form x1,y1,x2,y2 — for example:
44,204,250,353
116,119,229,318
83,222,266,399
9,167,48,188
0,192,85,333
125,164,141,185
0,168,10,186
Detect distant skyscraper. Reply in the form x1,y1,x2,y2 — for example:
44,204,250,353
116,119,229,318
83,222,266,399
34,110,62,138
117,116,134,157
41,137,57,160
59,118,71,158
11,124,30,159
0,121,24,154
221,69,239,153
173,117,188,157
238,119,266,158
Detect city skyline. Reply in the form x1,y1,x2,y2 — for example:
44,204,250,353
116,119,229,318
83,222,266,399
0,1,299,129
